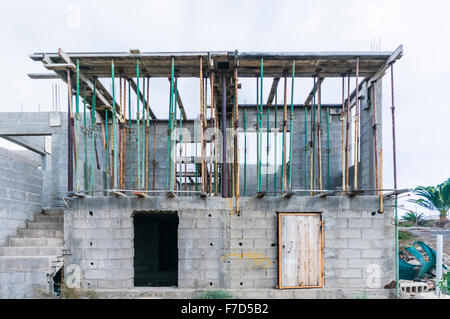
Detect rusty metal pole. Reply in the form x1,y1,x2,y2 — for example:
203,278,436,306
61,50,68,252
345,74,351,192
317,78,322,191
221,67,227,198
354,57,360,189
341,76,346,191
390,64,399,298
67,69,74,194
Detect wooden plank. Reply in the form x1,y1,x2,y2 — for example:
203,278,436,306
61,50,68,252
279,213,323,289
266,78,280,107
304,77,325,106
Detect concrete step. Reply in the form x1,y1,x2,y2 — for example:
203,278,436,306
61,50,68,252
26,222,63,231
0,256,52,272
9,237,64,247
17,229,63,239
0,247,63,256
42,208,64,216
35,215,63,223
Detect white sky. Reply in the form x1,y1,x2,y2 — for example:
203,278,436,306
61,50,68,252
0,0,449,203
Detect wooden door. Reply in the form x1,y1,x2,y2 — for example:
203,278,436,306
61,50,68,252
278,213,324,289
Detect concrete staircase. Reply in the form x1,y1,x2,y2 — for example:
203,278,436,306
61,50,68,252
0,208,64,298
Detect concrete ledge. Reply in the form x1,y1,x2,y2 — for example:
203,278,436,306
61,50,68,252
92,287,396,299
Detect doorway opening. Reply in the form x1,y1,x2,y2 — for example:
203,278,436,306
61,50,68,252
133,212,179,287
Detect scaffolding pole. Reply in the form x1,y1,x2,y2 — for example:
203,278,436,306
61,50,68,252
274,92,278,195
83,86,88,190
281,74,287,191
390,64,399,298
234,66,240,211
310,77,316,195
354,57,360,189
75,59,80,192
90,79,97,195
288,61,295,189
258,59,264,193
136,61,141,190
243,106,247,197
166,58,175,191
341,76,346,191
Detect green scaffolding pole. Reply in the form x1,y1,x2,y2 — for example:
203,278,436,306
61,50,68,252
194,120,198,192
173,77,178,190
274,92,278,195
311,78,317,192
75,59,80,192
266,105,269,191
288,61,295,189
141,77,146,190
105,98,109,189
128,81,132,189
243,107,247,197
165,58,175,191
83,86,88,190
326,107,331,190
112,60,118,189
256,77,260,193
281,77,286,192
90,79,97,195
258,59,264,193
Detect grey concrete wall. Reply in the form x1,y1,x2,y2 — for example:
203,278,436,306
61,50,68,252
65,196,395,295
0,147,43,245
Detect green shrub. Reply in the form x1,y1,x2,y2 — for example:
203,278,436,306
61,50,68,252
398,230,416,241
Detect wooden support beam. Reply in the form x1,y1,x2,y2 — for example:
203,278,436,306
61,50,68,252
54,49,125,123
368,45,403,85
385,188,412,198
128,78,157,120
304,77,325,106
27,73,59,79
267,77,280,107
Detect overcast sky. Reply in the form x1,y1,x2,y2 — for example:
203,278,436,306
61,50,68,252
0,0,449,202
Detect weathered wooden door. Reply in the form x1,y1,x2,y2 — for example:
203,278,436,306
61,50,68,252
278,213,324,289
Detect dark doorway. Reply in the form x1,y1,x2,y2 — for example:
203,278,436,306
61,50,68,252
133,212,178,287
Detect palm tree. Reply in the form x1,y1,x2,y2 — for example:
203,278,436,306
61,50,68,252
409,178,450,225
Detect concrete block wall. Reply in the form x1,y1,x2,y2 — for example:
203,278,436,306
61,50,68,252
65,196,395,296
0,147,43,245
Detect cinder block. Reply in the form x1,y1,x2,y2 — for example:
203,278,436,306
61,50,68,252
338,249,361,259
243,228,266,239
325,239,348,249
107,248,133,259
362,249,384,259
348,219,372,229
83,269,108,280
339,268,362,279
326,259,348,269
362,229,386,240
348,239,371,249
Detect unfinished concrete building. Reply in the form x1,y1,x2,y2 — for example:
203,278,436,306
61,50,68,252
0,46,403,298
